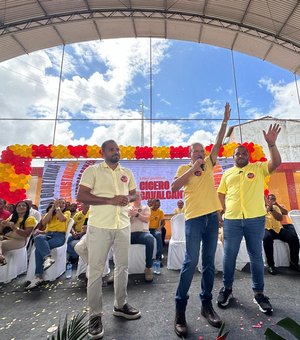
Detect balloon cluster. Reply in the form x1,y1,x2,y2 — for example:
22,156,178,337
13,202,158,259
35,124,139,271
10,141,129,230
0,146,32,203
153,146,170,159
170,146,189,159
134,146,153,159
0,142,268,203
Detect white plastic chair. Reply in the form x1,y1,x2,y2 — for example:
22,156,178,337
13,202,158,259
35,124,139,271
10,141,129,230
26,218,74,282
0,229,35,283
167,213,186,270
128,240,157,274
288,210,300,239
273,239,290,267
76,235,111,278
198,240,224,273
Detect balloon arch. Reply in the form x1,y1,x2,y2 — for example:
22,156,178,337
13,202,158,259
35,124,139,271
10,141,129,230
0,142,268,203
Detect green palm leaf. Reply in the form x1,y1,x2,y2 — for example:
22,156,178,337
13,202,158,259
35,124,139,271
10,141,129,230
276,317,300,338
49,312,88,340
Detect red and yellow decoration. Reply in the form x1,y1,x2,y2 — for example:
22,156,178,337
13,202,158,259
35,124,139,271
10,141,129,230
0,142,267,203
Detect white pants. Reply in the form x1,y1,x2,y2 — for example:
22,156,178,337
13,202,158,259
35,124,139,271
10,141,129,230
87,225,130,317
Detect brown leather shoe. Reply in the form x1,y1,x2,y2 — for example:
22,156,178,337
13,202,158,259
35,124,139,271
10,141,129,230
201,303,222,328
174,312,187,338
144,268,153,282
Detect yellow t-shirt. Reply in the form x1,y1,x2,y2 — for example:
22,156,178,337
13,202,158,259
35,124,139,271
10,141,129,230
149,208,165,229
79,161,136,229
218,162,270,219
175,156,222,221
73,210,89,232
265,206,282,234
45,211,71,233
173,207,185,214
4,216,37,240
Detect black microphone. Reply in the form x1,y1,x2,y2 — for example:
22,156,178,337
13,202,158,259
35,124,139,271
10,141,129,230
238,170,243,174
198,156,205,171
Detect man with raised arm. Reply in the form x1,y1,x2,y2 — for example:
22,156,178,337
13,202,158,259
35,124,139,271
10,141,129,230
217,124,282,315
172,103,231,338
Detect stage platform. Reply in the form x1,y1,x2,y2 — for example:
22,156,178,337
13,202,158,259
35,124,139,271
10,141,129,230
0,245,299,340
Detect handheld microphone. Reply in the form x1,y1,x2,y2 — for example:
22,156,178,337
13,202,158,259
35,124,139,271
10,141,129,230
198,156,205,171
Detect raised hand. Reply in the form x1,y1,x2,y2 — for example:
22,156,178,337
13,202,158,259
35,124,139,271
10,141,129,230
224,102,231,122
263,124,281,146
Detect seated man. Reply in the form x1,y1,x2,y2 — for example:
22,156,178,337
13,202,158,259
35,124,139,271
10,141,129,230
263,196,300,275
129,192,155,282
173,200,185,215
67,203,89,264
149,199,165,262
267,194,298,238
74,234,113,286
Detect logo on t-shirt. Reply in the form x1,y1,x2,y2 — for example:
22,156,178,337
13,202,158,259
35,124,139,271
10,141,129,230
247,172,255,179
121,175,128,182
194,171,202,176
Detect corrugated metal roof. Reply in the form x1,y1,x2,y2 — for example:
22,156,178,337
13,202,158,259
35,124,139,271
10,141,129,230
0,0,299,73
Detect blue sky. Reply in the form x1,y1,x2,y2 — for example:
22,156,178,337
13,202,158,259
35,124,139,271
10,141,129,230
0,38,299,166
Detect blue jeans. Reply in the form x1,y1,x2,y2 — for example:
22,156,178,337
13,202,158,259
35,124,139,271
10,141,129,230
223,216,265,292
67,235,81,259
131,231,155,268
34,232,65,275
175,211,219,312
149,229,163,259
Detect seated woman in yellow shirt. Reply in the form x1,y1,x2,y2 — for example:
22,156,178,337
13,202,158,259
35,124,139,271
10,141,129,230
263,201,300,275
0,201,36,266
26,198,71,289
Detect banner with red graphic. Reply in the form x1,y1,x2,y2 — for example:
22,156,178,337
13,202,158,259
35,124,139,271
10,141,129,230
40,159,234,213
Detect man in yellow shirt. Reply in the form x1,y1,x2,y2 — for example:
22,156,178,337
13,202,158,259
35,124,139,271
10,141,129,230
77,140,140,339
149,199,165,259
172,103,230,338
173,200,185,215
267,193,298,238
263,195,300,275
217,124,282,315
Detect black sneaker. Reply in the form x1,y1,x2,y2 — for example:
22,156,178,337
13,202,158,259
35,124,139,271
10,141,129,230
217,287,233,307
113,303,141,320
88,316,104,339
253,293,273,314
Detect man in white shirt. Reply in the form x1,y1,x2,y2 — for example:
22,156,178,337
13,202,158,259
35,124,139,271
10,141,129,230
129,192,155,282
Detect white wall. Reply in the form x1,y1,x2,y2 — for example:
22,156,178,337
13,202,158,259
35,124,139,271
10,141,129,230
230,119,300,162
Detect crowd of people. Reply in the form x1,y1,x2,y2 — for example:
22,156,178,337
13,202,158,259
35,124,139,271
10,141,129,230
1,105,300,339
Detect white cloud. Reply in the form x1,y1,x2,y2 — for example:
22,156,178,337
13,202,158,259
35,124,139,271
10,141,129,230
0,38,171,152
187,129,216,146
259,78,300,119
189,99,223,119
160,98,171,106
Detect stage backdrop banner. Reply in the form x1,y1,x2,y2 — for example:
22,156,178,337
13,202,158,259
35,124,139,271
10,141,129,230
39,158,234,214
